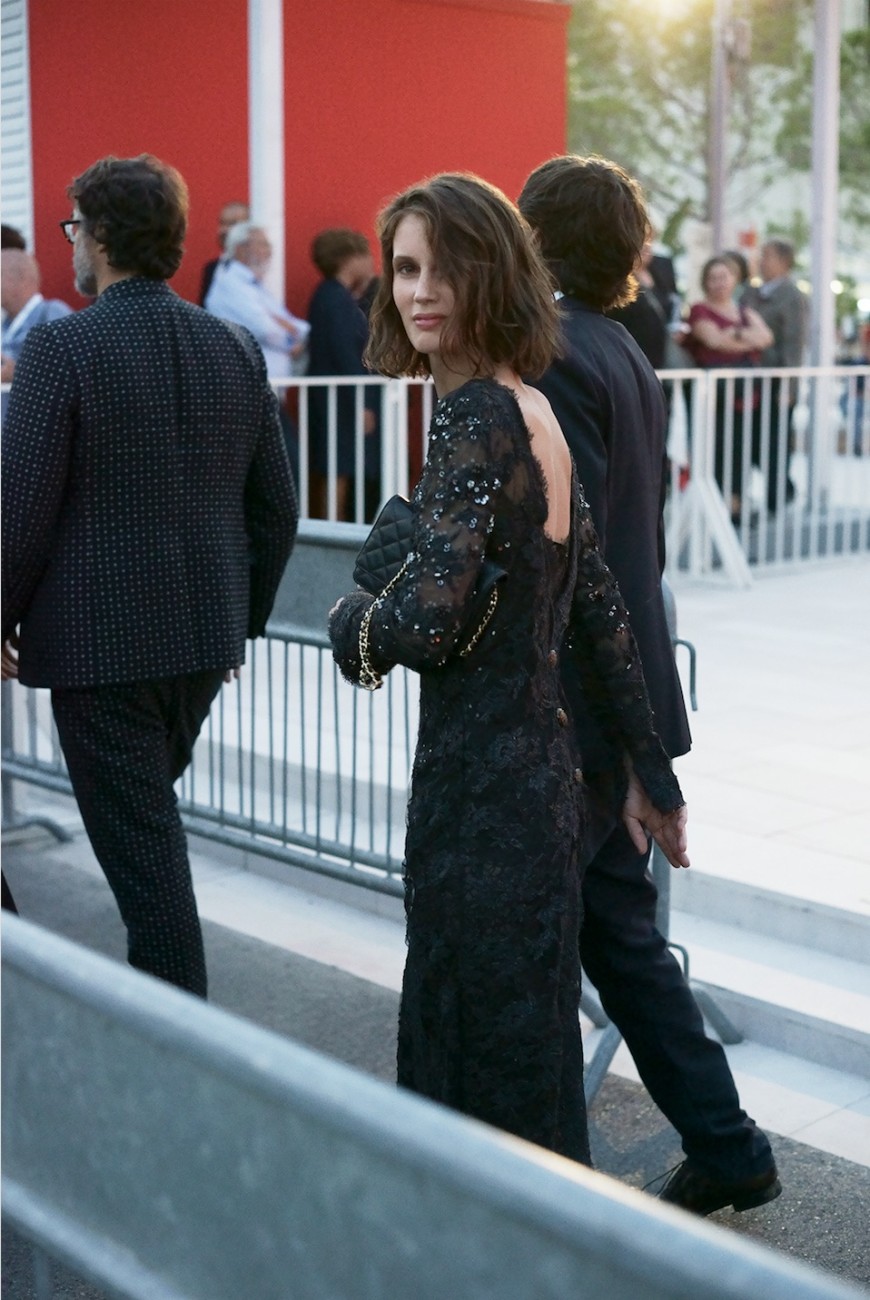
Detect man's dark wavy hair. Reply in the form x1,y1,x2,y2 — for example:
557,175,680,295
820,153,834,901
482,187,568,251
68,154,188,280
366,172,559,380
518,154,650,312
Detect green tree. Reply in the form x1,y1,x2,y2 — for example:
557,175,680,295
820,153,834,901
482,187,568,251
773,27,870,229
566,0,870,250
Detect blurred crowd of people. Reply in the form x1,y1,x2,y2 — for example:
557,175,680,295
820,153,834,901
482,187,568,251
197,203,380,516
4,202,867,527
1,208,382,523
609,232,812,522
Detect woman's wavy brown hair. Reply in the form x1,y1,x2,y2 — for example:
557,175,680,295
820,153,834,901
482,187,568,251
68,154,188,280
365,173,560,380
518,155,650,312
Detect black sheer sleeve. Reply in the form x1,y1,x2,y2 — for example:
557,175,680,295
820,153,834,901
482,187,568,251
566,482,684,814
329,383,505,684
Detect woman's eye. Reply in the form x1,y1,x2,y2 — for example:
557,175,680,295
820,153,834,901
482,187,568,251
395,262,416,276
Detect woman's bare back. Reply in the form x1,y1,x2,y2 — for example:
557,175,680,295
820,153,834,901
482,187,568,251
497,372,573,544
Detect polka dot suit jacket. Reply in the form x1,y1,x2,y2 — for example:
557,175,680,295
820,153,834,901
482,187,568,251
2,277,298,688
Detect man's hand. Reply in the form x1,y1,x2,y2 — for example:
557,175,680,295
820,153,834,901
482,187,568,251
224,665,241,685
1,354,15,384
271,313,304,342
622,767,690,869
1,635,20,681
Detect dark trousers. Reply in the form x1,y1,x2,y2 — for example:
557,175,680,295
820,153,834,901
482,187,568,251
751,376,795,514
712,387,754,515
711,374,794,516
580,774,773,1179
2,872,17,912
52,669,225,997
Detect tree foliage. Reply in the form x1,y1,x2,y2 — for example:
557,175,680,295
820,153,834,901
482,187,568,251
567,0,868,249
773,27,870,228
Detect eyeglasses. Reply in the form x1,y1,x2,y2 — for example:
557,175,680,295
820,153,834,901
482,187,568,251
59,219,82,244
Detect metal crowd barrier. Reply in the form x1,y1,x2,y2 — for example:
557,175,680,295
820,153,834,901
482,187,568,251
0,625,416,898
177,623,414,894
275,367,870,579
3,365,868,582
268,365,870,583
662,365,870,584
4,915,862,1300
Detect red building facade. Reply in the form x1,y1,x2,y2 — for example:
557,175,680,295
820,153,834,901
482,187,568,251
26,0,569,313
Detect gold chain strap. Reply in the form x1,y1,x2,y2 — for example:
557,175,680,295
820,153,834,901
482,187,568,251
458,586,499,658
358,602,381,691
358,559,410,691
359,560,498,686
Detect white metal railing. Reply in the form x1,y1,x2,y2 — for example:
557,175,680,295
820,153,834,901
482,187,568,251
271,375,434,524
662,366,870,583
274,366,870,583
3,366,867,583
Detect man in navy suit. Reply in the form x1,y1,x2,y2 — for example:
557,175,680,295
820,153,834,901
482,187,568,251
2,155,297,996
520,156,780,1217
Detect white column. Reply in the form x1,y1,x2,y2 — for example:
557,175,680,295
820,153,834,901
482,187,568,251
809,0,840,367
248,0,285,300
708,0,731,253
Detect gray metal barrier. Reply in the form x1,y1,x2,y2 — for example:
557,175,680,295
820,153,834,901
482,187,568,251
177,623,414,896
0,623,414,898
3,915,862,1300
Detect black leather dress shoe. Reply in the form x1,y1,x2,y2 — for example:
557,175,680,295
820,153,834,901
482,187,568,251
657,1160,782,1216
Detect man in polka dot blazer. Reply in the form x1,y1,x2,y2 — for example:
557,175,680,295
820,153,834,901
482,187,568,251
1,154,298,996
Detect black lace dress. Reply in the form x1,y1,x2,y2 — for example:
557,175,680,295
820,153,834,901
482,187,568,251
329,378,682,1163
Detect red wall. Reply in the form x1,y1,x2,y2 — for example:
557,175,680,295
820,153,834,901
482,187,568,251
28,0,249,307
284,0,569,315
27,0,567,314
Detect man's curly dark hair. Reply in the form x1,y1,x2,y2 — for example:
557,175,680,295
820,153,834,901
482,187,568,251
311,228,370,279
518,155,650,312
68,154,188,280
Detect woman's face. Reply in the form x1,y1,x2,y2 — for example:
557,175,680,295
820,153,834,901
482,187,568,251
391,214,457,362
704,261,737,302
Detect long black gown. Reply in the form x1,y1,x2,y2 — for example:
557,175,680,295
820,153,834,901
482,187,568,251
329,377,682,1163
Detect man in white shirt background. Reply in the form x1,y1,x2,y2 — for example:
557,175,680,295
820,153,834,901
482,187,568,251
204,222,309,379
205,222,308,481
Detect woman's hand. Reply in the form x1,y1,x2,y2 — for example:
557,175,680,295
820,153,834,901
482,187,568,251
622,768,690,869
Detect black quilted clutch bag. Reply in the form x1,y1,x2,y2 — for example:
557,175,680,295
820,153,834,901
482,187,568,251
353,494,506,661
353,494,416,596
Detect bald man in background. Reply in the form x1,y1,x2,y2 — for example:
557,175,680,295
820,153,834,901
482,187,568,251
1,249,72,384
198,199,249,306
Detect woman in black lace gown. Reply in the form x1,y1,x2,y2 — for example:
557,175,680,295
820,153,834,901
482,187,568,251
329,174,688,1165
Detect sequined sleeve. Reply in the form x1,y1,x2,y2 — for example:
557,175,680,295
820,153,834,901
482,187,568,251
329,383,504,683
567,482,684,813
